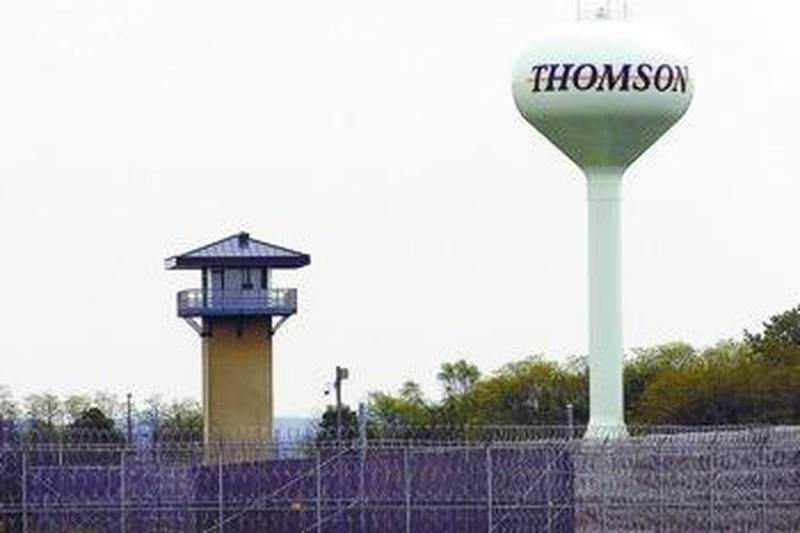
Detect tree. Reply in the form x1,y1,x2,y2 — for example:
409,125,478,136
0,385,18,421
23,392,63,442
467,356,584,427
25,392,62,428
435,360,482,427
632,357,800,426
399,381,425,405
624,342,697,420
368,381,433,434
316,404,359,442
65,407,124,443
698,339,753,368
437,359,481,398
364,357,588,437
563,354,588,375
140,394,167,432
158,399,202,442
745,304,800,366
63,394,92,425
93,391,123,425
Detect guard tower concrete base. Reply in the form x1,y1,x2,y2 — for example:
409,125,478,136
203,316,273,444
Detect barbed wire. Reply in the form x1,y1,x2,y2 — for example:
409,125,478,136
1,423,797,450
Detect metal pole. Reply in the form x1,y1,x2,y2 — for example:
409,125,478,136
21,449,28,533
404,447,411,533
566,403,574,439
335,367,343,441
120,449,126,533
218,444,224,533
709,442,715,531
761,442,767,531
335,380,342,441
358,403,367,533
316,449,322,533
358,403,367,450
585,171,626,437
486,446,493,533
153,404,160,465
333,366,349,442
658,442,665,530
546,449,552,532
126,393,133,444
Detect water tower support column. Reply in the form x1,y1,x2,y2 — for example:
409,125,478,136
586,168,626,436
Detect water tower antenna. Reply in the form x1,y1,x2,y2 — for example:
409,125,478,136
577,0,629,20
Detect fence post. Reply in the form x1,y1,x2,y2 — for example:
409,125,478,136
316,448,322,533
120,448,126,533
546,448,552,532
760,441,767,531
600,438,608,533
404,447,411,533
218,444,224,533
486,445,493,533
358,403,367,533
709,441,715,531
21,448,28,533
658,441,664,532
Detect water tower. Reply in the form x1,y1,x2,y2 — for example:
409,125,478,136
166,232,310,443
512,0,693,436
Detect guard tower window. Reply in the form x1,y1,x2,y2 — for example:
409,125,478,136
261,268,268,290
211,267,224,290
242,268,253,290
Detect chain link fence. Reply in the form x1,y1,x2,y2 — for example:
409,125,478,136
0,426,798,532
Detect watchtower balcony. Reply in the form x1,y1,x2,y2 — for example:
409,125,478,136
177,288,297,318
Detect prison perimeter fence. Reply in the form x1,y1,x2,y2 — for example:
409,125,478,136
0,425,798,532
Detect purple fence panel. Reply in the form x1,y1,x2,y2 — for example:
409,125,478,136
0,448,22,533
0,427,797,531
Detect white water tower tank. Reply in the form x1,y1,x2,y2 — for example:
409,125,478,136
512,0,694,436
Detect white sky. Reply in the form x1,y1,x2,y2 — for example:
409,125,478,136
1,0,798,417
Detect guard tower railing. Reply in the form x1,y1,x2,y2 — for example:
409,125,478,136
177,288,297,317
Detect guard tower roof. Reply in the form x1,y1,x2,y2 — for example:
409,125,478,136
165,232,311,270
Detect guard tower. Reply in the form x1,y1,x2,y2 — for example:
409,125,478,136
166,232,310,443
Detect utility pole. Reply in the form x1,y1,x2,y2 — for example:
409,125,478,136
334,366,349,441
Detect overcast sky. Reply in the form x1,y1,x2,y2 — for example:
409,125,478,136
1,0,798,417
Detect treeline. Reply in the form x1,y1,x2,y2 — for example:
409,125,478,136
0,390,202,442
4,304,798,440
320,304,800,434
